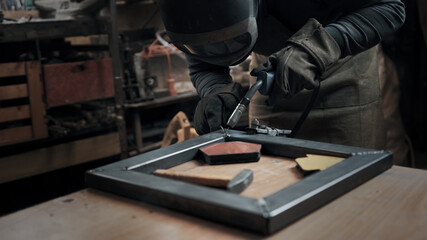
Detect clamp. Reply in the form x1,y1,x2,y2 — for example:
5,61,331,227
249,119,291,137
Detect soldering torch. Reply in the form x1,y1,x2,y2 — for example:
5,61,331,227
226,71,274,128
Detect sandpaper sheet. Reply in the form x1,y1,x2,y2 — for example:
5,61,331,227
295,154,345,172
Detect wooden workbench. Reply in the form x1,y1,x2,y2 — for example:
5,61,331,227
0,166,425,239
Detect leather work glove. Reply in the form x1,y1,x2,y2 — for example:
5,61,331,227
194,82,244,135
251,18,341,105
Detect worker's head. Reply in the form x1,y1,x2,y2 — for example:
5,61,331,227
157,0,259,66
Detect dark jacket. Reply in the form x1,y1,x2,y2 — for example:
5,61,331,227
187,0,405,98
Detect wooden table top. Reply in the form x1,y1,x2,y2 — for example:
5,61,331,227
0,166,426,240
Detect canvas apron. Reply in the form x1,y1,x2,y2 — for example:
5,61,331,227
249,46,386,149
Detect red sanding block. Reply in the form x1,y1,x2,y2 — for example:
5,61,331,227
199,141,262,165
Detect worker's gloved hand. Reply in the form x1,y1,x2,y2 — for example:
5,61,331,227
251,18,341,105
194,82,244,135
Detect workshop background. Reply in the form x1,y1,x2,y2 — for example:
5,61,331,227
0,0,426,216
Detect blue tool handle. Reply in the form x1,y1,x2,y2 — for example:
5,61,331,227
257,71,275,95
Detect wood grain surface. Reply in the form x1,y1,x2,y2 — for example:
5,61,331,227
0,166,426,240
165,155,303,198
153,168,232,187
0,132,121,184
26,61,48,140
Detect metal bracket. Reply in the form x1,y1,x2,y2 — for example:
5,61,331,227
249,119,292,136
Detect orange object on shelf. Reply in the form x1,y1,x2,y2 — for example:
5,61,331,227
168,78,177,96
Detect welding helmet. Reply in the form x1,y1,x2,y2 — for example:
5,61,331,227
157,0,259,66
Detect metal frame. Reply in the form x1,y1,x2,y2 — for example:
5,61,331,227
86,130,392,235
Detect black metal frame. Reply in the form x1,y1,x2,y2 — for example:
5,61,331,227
86,130,392,235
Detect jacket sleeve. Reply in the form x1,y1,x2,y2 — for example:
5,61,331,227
186,54,232,98
324,0,406,57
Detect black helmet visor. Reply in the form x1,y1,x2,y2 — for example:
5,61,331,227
181,32,251,58
167,17,258,66
158,0,259,65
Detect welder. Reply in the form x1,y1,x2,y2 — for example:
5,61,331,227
157,0,405,149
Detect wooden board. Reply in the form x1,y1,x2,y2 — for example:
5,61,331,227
0,132,121,184
0,126,32,146
0,84,28,101
0,105,30,123
0,62,26,78
0,19,106,43
0,167,425,239
154,169,233,188
166,155,303,198
0,61,47,146
2,10,39,20
65,35,108,46
26,61,48,139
